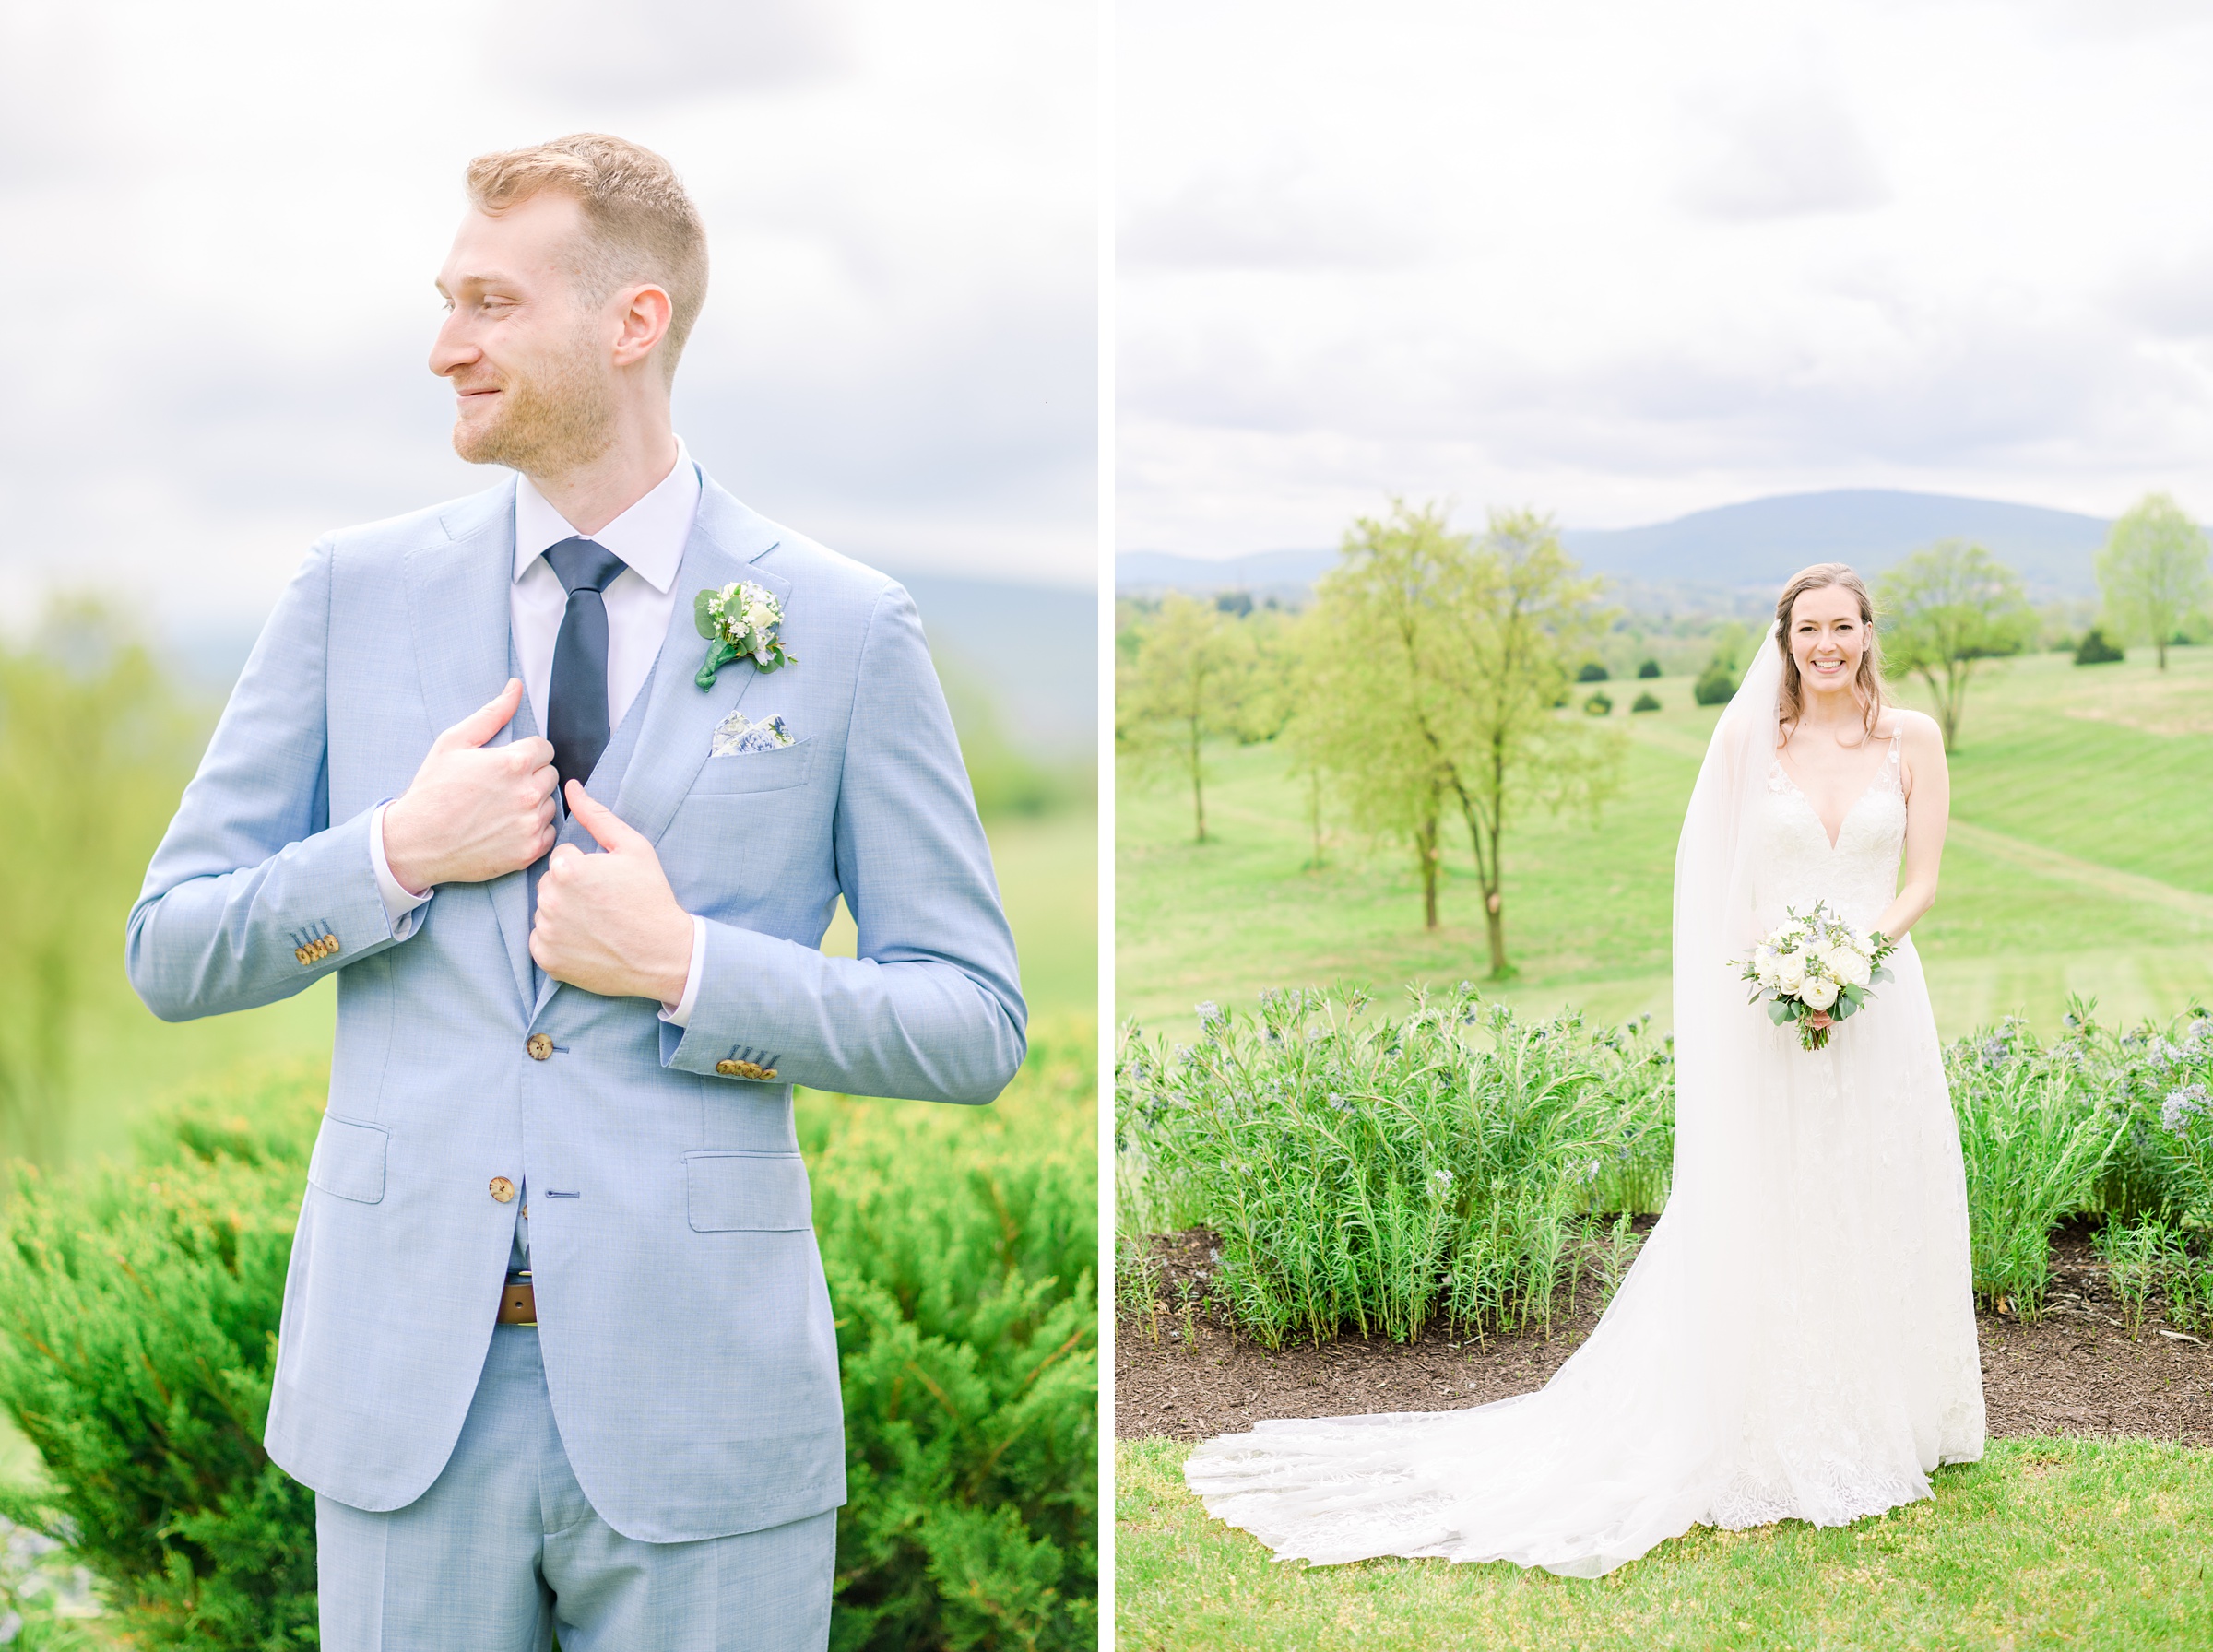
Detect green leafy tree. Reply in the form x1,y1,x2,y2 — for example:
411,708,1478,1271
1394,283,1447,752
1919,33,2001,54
1434,510,1623,976
0,599,194,1161
1115,593,1256,843
1298,501,1622,973
1876,539,2037,751
2097,492,2212,670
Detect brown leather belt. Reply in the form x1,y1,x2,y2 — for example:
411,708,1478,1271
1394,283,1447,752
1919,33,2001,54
497,1275,538,1326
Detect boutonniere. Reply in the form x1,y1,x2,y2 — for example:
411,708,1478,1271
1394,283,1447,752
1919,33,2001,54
693,580,796,690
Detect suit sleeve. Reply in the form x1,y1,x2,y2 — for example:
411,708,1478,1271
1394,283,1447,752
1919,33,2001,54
661,584,1028,1104
126,537,414,1021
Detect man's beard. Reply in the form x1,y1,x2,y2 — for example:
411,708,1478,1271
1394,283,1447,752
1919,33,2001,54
452,331,616,477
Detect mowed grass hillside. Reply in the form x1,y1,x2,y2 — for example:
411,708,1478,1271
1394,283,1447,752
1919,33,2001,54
1118,646,2213,1044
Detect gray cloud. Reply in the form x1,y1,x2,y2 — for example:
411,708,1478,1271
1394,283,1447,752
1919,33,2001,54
485,0,856,104
1120,157,1434,271
1675,81,1888,223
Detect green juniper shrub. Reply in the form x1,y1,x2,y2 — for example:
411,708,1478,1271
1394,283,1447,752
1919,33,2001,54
0,1059,322,1651
1576,662,1609,682
1637,659,1662,678
1693,657,1736,705
1117,986,1674,1349
1631,690,1662,714
0,1026,1099,1652
803,1021,1097,1652
1582,692,1613,716
2074,626,2125,665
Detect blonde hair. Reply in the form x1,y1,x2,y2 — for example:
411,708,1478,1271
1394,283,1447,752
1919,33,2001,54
465,134,708,382
1773,562,1886,739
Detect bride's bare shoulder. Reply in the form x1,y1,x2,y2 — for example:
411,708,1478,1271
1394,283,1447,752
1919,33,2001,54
1878,708,1946,758
1876,702,1947,743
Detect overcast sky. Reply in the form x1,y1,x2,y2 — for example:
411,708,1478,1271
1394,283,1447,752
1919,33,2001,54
0,0,1095,636
1118,0,2213,556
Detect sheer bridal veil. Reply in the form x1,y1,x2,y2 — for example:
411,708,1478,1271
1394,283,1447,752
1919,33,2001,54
1184,637,1800,1577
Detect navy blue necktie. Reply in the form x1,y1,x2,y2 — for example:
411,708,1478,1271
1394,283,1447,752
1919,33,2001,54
543,537,630,794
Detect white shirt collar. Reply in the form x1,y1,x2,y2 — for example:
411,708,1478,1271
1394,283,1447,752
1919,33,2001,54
512,435,700,595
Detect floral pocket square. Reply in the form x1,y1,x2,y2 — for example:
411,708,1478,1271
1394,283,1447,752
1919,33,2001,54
710,710,796,757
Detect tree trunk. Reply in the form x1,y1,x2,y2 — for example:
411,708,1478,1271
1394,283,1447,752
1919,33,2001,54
1306,770,1325,869
1415,810,1440,930
1187,714,1206,842
1484,889,1509,978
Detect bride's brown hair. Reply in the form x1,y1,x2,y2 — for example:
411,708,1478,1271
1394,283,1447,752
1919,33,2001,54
1773,562,1886,740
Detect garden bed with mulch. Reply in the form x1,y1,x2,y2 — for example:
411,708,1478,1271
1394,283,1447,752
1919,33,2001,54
1116,1219,2213,1446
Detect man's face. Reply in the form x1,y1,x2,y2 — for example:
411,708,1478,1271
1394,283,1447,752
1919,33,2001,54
431,191,614,477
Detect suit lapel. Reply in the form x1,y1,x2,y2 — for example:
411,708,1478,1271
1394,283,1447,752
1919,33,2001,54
609,475,787,850
405,479,536,1016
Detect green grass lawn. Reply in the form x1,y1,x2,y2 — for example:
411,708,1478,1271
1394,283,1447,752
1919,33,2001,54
1118,648,2213,1044
1118,1435,2213,1652
57,805,1095,1165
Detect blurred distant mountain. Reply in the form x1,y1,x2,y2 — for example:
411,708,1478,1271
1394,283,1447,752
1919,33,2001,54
894,572,1095,759
1119,488,2121,606
171,571,1095,761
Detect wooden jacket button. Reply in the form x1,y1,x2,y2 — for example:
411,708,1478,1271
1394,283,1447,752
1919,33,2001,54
489,1176,516,1203
527,1033,553,1061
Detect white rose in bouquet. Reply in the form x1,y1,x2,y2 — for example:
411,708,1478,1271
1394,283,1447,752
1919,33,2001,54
1734,901,1899,1051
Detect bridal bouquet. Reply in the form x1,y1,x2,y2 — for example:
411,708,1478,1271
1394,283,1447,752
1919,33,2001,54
1735,902,1897,1051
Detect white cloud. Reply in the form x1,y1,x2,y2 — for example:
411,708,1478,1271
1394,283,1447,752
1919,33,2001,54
0,0,1095,641
1119,0,2213,553
1675,72,1889,222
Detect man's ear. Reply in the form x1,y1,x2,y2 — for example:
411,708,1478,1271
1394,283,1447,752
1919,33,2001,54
611,283,674,371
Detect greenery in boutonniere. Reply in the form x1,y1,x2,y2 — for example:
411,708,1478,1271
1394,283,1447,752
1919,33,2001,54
693,580,795,690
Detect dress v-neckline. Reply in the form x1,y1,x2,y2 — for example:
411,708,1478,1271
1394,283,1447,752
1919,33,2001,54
1774,731,1900,853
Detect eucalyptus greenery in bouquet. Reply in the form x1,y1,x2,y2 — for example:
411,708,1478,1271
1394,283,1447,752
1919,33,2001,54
1737,900,1897,1051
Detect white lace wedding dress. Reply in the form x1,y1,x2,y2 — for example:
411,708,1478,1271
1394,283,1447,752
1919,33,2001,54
1183,656,1987,1578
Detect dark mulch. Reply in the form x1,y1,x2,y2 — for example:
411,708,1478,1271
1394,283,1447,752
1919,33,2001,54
1117,1219,2213,1446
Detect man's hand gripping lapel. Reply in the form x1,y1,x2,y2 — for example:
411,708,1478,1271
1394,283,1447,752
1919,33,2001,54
529,780,695,1004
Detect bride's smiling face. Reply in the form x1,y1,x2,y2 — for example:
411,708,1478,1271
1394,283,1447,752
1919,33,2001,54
1788,584,1867,698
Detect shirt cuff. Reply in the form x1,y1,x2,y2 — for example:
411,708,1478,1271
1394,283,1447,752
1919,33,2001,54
369,800,434,939
658,915,708,1028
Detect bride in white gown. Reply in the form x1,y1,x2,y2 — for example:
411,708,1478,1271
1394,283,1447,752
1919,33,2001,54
1183,563,1987,1577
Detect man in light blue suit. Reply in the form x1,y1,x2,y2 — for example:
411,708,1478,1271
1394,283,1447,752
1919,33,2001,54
127,134,1026,1651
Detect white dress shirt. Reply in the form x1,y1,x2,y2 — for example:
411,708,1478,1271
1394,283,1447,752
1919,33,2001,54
368,437,711,1022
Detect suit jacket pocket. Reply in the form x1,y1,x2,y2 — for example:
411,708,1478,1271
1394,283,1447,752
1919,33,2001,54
308,1114,389,1205
683,1150,814,1233
687,739,817,797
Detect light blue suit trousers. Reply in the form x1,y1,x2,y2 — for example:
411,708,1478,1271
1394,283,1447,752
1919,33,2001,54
128,470,1026,1644
315,1328,835,1651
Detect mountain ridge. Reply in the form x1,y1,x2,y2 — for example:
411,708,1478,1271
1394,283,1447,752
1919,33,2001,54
1119,487,2122,602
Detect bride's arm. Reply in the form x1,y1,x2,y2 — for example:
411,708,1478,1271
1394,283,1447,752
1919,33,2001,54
1877,712,1948,941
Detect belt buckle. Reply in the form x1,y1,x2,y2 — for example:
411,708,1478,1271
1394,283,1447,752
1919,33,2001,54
499,1269,537,1328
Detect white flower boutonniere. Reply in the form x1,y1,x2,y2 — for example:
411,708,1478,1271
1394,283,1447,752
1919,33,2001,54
693,580,795,690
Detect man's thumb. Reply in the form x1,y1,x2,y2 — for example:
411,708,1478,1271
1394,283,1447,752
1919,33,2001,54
566,780,645,853
438,678,522,751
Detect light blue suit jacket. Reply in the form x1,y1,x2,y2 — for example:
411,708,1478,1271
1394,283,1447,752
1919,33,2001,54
127,470,1027,1541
